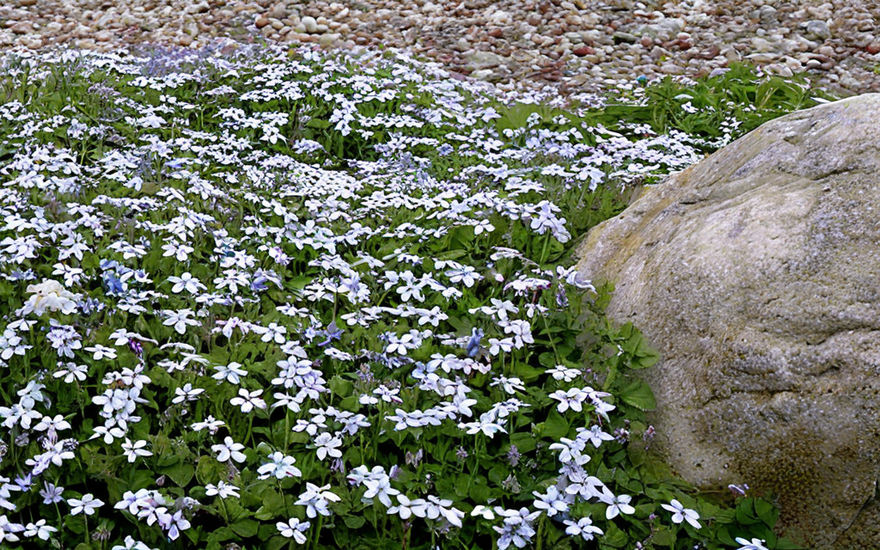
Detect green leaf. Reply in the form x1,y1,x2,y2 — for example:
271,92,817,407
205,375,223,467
230,518,259,538
602,523,629,547
196,456,226,485
619,379,656,411
735,498,761,525
206,527,236,544
513,361,544,382
754,498,779,528
329,375,353,398
343,515,366,529
306,117,331,129
163,461,195,487
651,526,676,547
255,490,286,520
64,514,85,535
539,409,570,440
468,477,491,502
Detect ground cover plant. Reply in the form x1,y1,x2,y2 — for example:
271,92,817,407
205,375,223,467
0,43,831,549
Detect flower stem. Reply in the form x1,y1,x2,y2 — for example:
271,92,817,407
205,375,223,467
310,515,324,550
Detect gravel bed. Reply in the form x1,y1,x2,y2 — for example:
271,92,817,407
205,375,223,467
2,0,879,96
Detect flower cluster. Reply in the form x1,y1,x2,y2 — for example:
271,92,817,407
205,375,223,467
0,43,800,549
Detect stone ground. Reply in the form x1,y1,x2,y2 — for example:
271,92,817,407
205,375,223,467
2,0,880,96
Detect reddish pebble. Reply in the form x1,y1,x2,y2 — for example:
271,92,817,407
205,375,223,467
867,42,880,54
255,16,270,28
572,46,594,56
488,28,503,38
640,36,653,48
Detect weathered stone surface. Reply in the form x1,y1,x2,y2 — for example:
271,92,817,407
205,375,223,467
575,94,880,548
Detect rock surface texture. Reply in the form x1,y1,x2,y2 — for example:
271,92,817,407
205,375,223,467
575,93,880,547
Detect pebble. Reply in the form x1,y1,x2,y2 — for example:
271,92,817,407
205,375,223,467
301,16,318,34
0,0,875,98
804,20,831,41
10,22,33,34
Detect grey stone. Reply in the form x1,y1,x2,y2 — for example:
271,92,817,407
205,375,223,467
301,15,317,33
757,5,777,25
803,19,831,41
612,31,637,44
636,18,683,42
470,68,495,80
465,50,505,71
575,94,880,548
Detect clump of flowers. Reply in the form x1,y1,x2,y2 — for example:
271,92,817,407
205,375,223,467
0,43,804,549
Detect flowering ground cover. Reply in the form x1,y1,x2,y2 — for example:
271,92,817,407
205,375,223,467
0,44,829,549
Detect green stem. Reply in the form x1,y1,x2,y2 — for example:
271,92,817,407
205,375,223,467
283,411,290,453
310,515,324,550
221,497,231,524
539,232,551,265
541,313,561,365
246,414,255,447
277,479,291,516
535,515,546,550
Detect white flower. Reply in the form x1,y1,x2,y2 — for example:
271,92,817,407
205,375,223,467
563,516,603,541
579,424,615,448
661,499,701,529
387,494,426,520
68,493,104,515
23,519,57,540
33,414,71,435
257,452,302,480
161,309,201,335
121,439,153,463
205,481,240,499
313,432,343,461
111,535,156,550
211,436,246,463
295,483,340,518
735,537,770,550
277,517,309,543
229,388,266,413
21,279,79,316
362,476,400,507
532,486,569,517
598,486,635,519
471,504,495,520
212,362,247,384
168,272,206,294
172,383,205,404
84,345,117,361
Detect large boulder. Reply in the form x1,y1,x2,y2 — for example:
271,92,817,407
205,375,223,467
575,94,880,547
